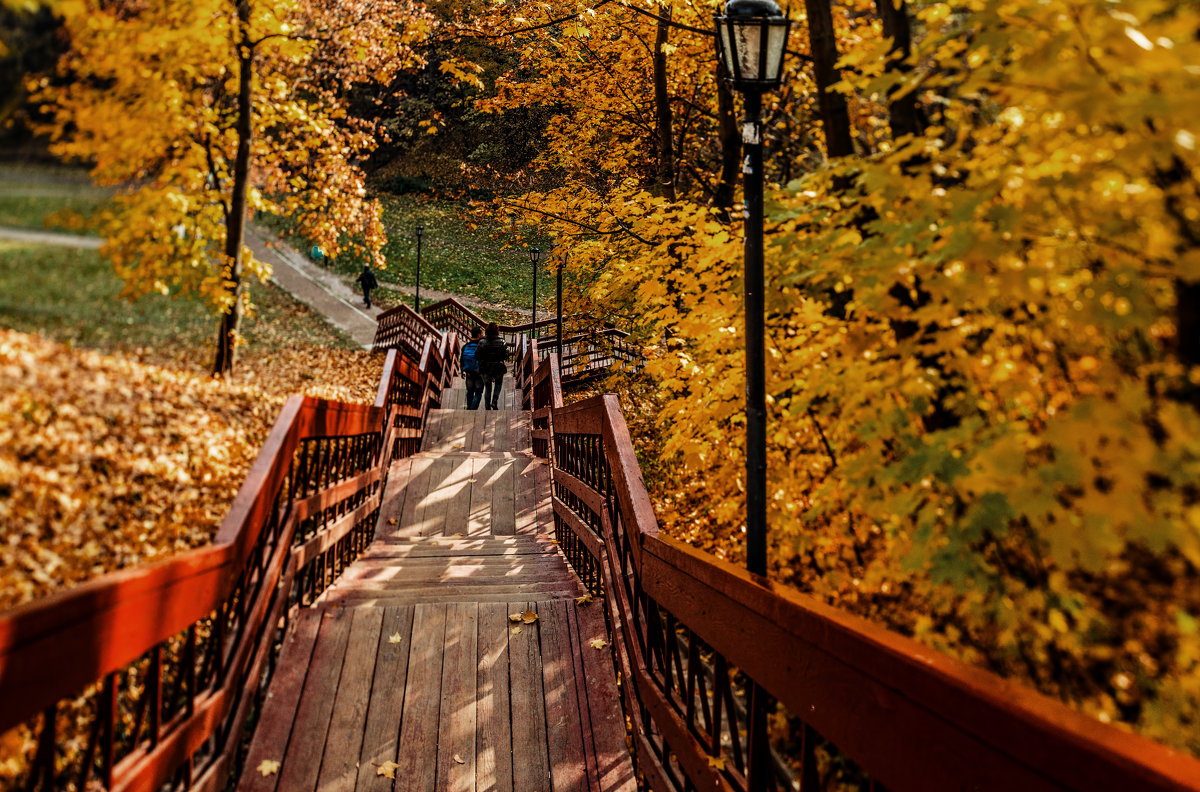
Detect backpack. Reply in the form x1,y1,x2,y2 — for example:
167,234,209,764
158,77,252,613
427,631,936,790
461,340,480,373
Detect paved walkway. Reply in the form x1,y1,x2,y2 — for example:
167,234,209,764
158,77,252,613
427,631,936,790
0,226,103,249
244,225,382,348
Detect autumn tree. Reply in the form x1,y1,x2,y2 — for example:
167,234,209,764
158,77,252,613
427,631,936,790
41,0,431,374
448,0,1200,753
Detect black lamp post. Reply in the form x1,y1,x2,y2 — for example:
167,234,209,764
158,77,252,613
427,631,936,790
715,0,789,579
529,246,542,335
414,224,424,311
714,3,789,789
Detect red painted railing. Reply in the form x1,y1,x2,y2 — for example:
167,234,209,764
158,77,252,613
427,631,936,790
419,298,639,387
371,303,443,360
420,297,560,351
519,355,1200,792
0,347,447,791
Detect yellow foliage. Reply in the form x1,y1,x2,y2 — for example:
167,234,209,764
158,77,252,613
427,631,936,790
482,0,1200,753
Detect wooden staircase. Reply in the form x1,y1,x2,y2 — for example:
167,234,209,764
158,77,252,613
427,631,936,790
239,376,636,792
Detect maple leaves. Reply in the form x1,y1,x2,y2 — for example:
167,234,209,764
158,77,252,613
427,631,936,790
0,330,381,608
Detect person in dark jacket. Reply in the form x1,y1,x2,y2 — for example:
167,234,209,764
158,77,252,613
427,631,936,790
461,325,485,410
355,265,378,308
477,322,510,410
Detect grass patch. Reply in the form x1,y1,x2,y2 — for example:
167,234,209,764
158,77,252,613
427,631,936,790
264,193,549,311
0,241,359,365
0,193,108,233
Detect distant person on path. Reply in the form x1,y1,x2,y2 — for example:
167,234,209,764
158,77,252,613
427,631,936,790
478,322,510,411
356,265,378,308
462,326,485,410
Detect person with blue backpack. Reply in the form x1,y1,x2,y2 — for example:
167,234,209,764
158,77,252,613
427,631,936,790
477,322,510,410
461,326,485,410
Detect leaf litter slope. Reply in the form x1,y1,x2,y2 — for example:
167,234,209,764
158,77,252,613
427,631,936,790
0,329,382,610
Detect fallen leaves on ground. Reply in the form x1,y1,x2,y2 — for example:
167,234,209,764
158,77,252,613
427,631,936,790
589,638,607,649
257,760,280,776
509,609,538,624
0,330,382,609
377,761,399,779
575,593,593,606
388,632,402,644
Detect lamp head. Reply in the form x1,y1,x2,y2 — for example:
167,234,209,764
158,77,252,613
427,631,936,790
715,0,790,92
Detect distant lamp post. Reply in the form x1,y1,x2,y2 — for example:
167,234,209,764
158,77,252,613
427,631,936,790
715,3,789,790
556,253,565,356
529,246,542,335
414,224,425,311
714,0,789,579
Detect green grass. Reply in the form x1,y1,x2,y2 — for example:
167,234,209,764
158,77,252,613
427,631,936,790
263,193,551,312
370,283,524,324
0,193,108,233
0,241,358,357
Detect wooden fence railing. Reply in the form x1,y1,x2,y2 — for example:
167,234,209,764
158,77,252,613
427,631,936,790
420,298,560,351
520,356,1200,792
0,347,446,791
372,303,444,360
532,327,641,383
419,298,640,387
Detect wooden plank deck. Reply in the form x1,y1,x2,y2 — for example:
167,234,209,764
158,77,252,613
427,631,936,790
240,378,635,792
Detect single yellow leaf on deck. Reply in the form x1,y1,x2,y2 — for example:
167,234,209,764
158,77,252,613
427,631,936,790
576,593,593,605
521,609,539,624
453,753,466,764
708,756,726,770
257,760,280,776
509,612,523,622
388,632,402,644
377,761,399,779
589,638,608,649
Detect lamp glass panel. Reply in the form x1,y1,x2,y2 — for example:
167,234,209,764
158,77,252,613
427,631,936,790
731,21,764,80
764,23,787,81
718,24,736,75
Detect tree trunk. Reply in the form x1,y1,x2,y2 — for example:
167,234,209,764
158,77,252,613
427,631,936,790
876,0,922,139
714,58,740,217
802,0,855,159
1178,280,1200,372
213,0,255,377
653,8,676,201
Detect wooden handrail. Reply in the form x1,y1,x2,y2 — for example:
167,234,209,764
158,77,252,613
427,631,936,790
527,356,1200,792
421,297,641,388
0,340,453,791
372,302,443,358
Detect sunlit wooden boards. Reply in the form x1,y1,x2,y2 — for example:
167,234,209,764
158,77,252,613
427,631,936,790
377,454,551,539
238,599,636,792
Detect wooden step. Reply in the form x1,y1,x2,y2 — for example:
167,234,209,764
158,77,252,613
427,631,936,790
421,409,532,453
322,582,583,606
439,379,520,410
334,559,572,584
378,454,552,537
